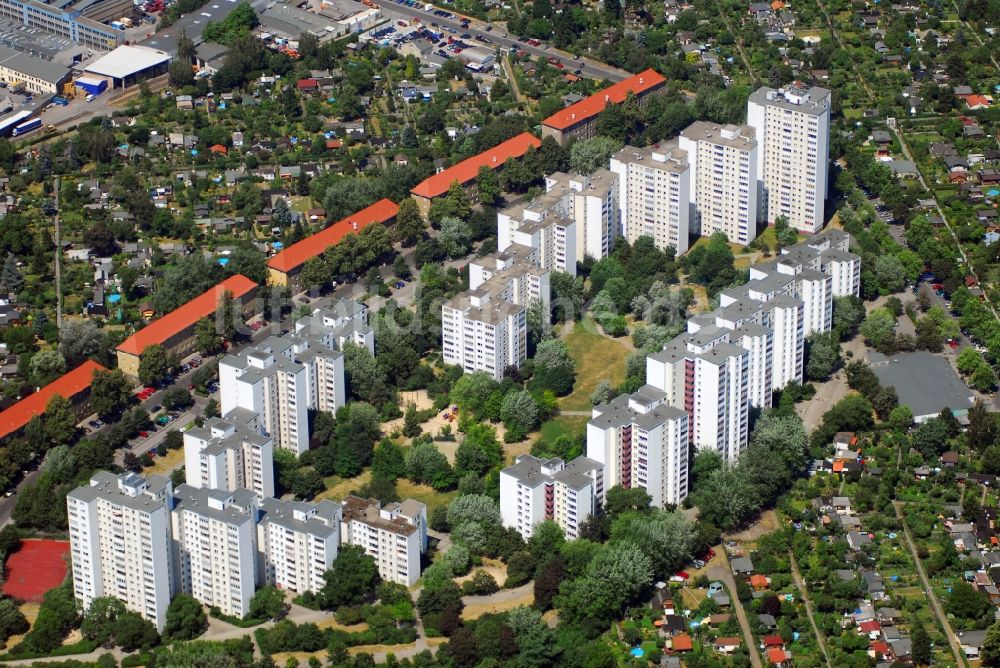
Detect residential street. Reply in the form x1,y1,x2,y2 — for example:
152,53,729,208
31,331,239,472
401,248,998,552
708,555,763,668
893,501,966,666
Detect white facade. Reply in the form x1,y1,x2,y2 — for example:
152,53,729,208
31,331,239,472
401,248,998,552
499,455,604,539
258,498,341,595
586,388,690,507
609,142,691,255
184,416,275,499
340,497,427,586
170,486,258,619
646,332,750,462
544,171,620,263
498,199,577,277
442,260,550,380
67,472,173,631
220,300,367,456
747,84,831,233
678,122,759,245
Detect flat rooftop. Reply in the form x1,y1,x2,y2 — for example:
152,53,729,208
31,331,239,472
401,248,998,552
868,350,975,419
84,45,170,79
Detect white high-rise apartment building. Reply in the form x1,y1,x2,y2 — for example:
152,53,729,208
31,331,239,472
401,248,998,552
646,331,750,462
442,260,550,380
340,496,427,586
184,416,275,499
257,498,341,595
170,485,259,619
609,141,691,254
499,455,604,540
545,171,620,263
498,196,577,277
67,472,173,631
220,300,368,456
747,84,831,233
678,121,759,245
587,387,690,507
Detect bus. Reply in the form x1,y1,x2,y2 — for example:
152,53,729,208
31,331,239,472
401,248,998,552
0,110,32,136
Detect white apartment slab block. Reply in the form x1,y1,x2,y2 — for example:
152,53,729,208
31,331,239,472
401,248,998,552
747,84,831,234
184,415,275,499
443,260,550,380
67,472,173,631
340,496,427,586
258,498,341,595
610,141,691,255
499,455,603,539
171,485,259,619
587,387,690,507
679,122,759,245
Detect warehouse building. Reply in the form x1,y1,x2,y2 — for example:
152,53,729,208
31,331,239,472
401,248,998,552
115,275,258,378
0,0,124,51
82,44,170,89
0,45,69,93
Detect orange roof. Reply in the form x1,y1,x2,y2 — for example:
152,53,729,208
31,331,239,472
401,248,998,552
410,132,541,199
763,635,784,647
116,275,258,356
209,144,227,155
770,0,784,8
266,198,399,274
0,360,106,441
541,68,666,131
965,94,991,108
715,637,741,647
767,648,789,664
833,461,845,472
750,574,770,588
672,633,693,651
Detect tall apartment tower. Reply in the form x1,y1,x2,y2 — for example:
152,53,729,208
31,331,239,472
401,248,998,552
257,498,341,595
219,300,368,456
497,200,577,276
545,171,620,263
609,141,691,255
646,332,750,462
586,387,690,507
678,122,759,246
442,260,550,380
67,472,174,631
183,416,275,499
340,496,428,586
499,455,604,540
170,485,259,619
747,84,831,234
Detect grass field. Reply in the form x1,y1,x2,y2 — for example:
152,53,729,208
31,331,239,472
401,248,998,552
142,447,184,477
318,471,372,502
396,480,458,515
539,414,589,442
558,318,631,411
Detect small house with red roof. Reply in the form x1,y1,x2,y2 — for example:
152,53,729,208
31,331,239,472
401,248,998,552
762,635,784,649
767,647,792,666
209,144,228,156
859,619,881,639
297,78,319,94
714,637,741,654
750,574,771,590
671,633,693,652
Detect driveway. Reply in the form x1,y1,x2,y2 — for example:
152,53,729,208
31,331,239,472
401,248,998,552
707,553,762,668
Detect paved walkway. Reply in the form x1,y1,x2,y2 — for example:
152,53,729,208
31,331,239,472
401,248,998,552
788,552,832,668
893,501,967,667
708,553,762,668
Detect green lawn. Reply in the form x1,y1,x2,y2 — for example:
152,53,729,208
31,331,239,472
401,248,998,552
558,317,631,412
539,414,589,442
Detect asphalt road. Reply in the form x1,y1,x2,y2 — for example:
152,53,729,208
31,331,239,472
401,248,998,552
376,3,629,82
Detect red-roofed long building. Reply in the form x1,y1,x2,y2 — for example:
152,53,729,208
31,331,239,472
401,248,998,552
410,132,541,217
266,199,399,288
0,360,106,442
116,275,258,377
541,69,666,146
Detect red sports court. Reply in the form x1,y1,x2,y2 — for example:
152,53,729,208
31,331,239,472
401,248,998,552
2,539,69,602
